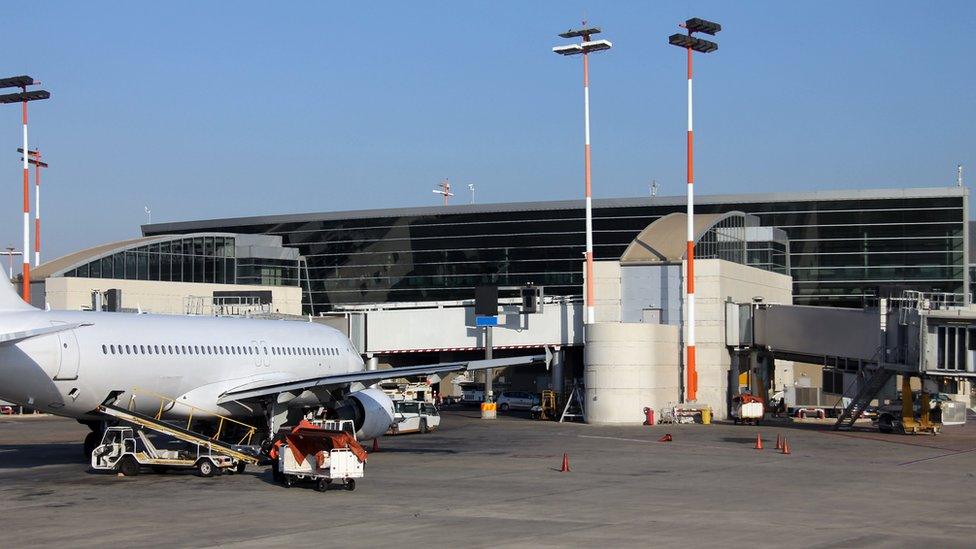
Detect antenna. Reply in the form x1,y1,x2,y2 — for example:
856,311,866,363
650,180,658,198
958,164,963,188
467,183,475,204
432,179,454,206
144,205,152,225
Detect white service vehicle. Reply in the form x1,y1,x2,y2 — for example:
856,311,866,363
274,421,366,492
496,391,540,411
90,426,242,477
388,400,441,434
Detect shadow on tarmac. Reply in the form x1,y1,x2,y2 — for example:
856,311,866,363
0,443,83,468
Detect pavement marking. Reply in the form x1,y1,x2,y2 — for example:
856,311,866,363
897,447,976,466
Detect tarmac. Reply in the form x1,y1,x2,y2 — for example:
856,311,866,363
2,410,975,548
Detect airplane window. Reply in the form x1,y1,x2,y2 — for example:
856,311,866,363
193,345,199,354
125,345,131,354
230,346,236,355
174,346,180,355
138,345,144,354
263,347,268,355
181,345,186,354
110,345,115,354
219,346,225,355
102,344,107,354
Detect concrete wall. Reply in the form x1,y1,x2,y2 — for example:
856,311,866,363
620,264,682,325
584,322,680,424
42,277,303,315
686,259,793,419
590,261,621,323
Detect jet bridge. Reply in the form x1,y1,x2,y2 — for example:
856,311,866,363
726,292,976,430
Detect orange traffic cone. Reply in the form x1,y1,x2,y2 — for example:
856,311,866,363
781,438,791,455
754,433,763,450
775,434,782,450
371,438,380,453
559,453,570,472
657,433,673,442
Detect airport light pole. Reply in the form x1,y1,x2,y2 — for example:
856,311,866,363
553,24,612,325
669,18,720,402
17,148,47,267
0,76,50,302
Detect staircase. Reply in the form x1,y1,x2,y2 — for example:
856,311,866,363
833,367,895,431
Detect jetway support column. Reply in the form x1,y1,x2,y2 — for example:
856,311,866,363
550,345,564,396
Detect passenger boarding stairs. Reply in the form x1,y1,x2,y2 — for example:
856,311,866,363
833,366,895,431
97,391,262,464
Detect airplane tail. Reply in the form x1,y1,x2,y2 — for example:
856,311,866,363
0,269,36,312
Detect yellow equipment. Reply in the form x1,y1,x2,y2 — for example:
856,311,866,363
900,376,941,435
532,390,558,420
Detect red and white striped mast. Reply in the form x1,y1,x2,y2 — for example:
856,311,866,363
553,23,612,325
0,76,49,302
18,148,48,267
669,18,720,402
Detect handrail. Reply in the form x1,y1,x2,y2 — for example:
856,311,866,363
127,387,258,446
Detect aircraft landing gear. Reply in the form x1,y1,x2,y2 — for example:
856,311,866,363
83,431,100,459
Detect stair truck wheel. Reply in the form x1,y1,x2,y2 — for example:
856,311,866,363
236,461,247,474
878,414,894,433
271,465,283,483
118,456,140,477
345,478,356,491
315,478,330,492
197,458,216,478
283,475,293,488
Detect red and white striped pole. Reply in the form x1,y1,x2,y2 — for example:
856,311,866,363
33,149,40,267
685,39,697,402
582,37,595,325
20,90,30,303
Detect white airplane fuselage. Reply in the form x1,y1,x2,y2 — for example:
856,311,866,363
0,308,365,422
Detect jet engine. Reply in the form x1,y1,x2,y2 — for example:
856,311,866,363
334,388,395,440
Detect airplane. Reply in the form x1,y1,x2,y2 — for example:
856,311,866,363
0,272,547,456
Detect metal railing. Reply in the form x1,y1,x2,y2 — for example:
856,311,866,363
126,388,258,446
184,295,271,317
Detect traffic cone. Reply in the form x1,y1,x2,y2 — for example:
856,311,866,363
775,434,782,450
657,433,673,442
559,453,570,472
781,438,791,455
754,433,763,450
371,438,380,453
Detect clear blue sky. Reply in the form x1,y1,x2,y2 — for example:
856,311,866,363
0,1,973,260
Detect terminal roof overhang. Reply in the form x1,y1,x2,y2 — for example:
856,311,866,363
142,186,967,236
620,212,737,264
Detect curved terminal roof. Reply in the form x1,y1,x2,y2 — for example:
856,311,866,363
620,211,746,264
32,232,275,280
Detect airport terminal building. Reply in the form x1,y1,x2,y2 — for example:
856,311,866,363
142,186,969,313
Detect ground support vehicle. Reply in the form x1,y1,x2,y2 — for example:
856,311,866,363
530,390,558,420
271,420,367,492
91,426,242,477
731,394,764,425
90,392,261,477
874,378,943,435
387,400,440,434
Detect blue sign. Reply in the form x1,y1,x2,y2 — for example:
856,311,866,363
475,316,498,327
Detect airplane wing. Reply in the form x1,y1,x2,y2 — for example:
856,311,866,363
0,322,91,346
217,351,550,404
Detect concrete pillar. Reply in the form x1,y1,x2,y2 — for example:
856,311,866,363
584,322,681,425
550,346,564,396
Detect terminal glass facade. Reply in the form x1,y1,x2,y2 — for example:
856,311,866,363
61,235,300,287
144,188,968,311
